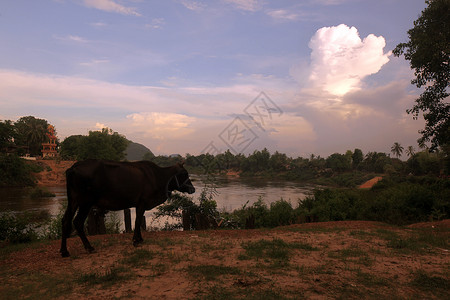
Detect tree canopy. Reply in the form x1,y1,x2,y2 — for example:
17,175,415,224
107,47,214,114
393,0,450,150
60,128,129,161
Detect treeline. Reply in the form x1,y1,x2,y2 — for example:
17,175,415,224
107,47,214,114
146,147,448,187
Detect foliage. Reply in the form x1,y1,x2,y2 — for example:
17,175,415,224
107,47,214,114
105,211,122,234
154,185,219,230
0,120,15,150
0,212,40,243
0,154,36,186
45,203,66,240
60,128,129,161
391,142,404,159
393,0,450,150
297,176,450,225
14,116,52,156
407,149,444,175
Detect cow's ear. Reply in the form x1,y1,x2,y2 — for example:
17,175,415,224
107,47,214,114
178,161,185,167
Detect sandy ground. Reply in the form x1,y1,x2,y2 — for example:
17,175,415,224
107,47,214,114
33,160,75,186
1,220,449,299
358,176,383,189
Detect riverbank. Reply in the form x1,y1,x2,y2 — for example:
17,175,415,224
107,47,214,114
1,220,448,299
30,160,75,186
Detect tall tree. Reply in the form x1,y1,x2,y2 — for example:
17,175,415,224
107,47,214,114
391,142,404,159
60,128,129,161
0,120,15,151
393,0,450,150
352,148,364,169
14,116,50,156
406,146,416,157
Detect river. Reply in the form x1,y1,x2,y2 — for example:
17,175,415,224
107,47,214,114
0,175,316,230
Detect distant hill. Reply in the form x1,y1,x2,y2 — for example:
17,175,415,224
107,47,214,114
126,142,154,161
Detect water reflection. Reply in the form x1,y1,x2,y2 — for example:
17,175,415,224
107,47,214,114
0,186,66,215
0,176,316,230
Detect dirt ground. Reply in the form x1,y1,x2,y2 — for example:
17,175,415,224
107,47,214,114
1,220,449,299
32,160,75,186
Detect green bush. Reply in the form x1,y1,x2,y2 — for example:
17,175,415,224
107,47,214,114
154,185,219,230
296,177,450,225
0,212,39,243
267,199,295,227
0,155,36,187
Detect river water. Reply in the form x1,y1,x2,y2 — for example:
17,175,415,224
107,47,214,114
0,175,316,230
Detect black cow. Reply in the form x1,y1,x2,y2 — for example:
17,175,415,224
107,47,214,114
60,159,195,257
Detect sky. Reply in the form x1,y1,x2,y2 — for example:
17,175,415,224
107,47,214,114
0,0,428,158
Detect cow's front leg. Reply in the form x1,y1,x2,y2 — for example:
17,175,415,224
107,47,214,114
133,205,145,246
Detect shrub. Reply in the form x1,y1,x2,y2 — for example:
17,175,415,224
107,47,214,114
0,155,36,187
0,212,39,243
266,199,295,227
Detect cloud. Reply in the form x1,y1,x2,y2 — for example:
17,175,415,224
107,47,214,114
79,59,110,66
0,68,421,157
266,9,299,22
180,0,206,11
53,34,89,43
82,0,141,16
145,18,165,30
95,122,107,130
126,112,196,140
308,24,390,96
223,0,261,12
90,21,108,27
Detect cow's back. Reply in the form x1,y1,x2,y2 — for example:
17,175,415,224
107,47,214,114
67,160,153,210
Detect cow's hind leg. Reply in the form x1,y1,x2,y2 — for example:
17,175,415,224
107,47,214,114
133,205,145,246
60,202,77,257
73,204,95,253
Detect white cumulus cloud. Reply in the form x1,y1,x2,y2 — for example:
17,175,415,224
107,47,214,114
126,112,196,140
308,24,390,96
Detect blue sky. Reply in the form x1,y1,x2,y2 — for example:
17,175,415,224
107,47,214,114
0,0,428,157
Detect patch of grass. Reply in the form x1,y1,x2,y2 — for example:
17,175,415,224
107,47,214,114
410,269,449,294
238,238,314,268
283,226,344,234
187,265,241,281
297,264,336,277
150,262,168,277
239,239,289,263
145,237,179,249
328,245,374,266
195,284,292,300
0,239,49,258
356,270,389,287
1,272,73,300
349,230,376,239
75,266,130,287
120,248,155,267
200,240,234,253
380,228,449,254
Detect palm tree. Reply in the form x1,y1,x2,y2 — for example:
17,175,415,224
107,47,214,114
406,146,415,157
391,142,404,159
14,116,49,156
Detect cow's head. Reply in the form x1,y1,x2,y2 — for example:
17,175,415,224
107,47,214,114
168,162,195,195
